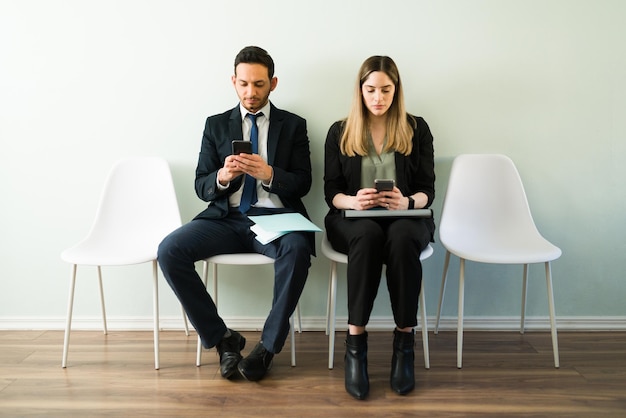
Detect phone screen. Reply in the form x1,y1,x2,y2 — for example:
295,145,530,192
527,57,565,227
232,140,252,155
375,179,395,192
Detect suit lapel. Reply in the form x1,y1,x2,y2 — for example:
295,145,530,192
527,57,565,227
229,106,243,142
267,104,282,165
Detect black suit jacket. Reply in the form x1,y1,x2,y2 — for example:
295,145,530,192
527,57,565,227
193,103,314,248
323,114,436,240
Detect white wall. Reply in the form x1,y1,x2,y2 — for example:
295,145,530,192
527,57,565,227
1,0,625,331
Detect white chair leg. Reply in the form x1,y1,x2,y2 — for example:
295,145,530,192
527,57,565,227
196,260,210,367
290,315,296,367
152,260,160,370
196,336,203,367
62,264,77,368
520,264,529,334
328,260,338,369
325,267,332,336
96,266,107,334
181,306,190,336
295,304,302,333
419,280,430,369
435,250,451,334
457,258,466,369
212,262,218,305
545,262,560,368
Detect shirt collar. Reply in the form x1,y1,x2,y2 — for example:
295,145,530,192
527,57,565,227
239,101,271,121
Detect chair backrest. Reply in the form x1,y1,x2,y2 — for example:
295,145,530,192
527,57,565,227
81,157,181,260
439,154,558,263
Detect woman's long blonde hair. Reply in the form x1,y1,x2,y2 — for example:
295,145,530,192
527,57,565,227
340,56,415,157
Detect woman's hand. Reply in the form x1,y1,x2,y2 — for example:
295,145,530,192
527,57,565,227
353,188,380,210
377,187,408,210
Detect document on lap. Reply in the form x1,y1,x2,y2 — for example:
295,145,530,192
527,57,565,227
248,213,322,244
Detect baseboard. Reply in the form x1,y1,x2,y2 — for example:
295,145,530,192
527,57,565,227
1,315,626,332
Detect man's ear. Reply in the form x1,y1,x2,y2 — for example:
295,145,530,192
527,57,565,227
270,77,278,92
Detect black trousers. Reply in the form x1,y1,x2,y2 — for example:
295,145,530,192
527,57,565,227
158,209,311,354
325,212,434,328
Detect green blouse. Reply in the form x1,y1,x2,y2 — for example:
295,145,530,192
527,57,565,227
361,135,396,188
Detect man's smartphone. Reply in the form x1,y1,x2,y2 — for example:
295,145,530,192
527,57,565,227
232,140,253,155
374,179,395,192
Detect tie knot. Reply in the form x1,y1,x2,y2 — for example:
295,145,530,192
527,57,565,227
247,112,262,123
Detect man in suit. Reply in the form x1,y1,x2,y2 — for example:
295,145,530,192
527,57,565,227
158,46,313,382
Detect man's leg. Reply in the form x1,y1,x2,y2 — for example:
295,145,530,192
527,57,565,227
157,217,249,349
237,231,311,381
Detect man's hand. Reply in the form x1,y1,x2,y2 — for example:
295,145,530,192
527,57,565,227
218,154,273,186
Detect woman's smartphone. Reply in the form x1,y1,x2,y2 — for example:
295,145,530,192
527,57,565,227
374,179,395,192
232,140,253,155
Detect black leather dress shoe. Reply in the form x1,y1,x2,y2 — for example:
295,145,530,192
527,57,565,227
238,342,274,381
215,329,246,379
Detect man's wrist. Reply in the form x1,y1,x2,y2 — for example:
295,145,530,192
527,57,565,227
407,196,415,210
216,168,230,189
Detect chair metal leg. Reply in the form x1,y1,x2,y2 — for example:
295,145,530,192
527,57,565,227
290,315,296,367
61,264,78,368
328,260,338,369
457,258,466,369
196,336,203,367
295,304,302,333
520,264,529,334
545,262,560,368
196,260,211,367
435,250,451,334
419,280,430,369
152,260,160,370
212,262,218,305
96,266,107,335
181,306,190,336
325,263,333,337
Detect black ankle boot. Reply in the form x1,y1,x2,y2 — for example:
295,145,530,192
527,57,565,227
390,329,415,395
345,331,369,400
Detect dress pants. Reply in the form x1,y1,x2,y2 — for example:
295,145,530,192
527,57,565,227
158,209,311,353
325,214,432,328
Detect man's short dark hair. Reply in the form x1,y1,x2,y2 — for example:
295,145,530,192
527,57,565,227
234,46,275,79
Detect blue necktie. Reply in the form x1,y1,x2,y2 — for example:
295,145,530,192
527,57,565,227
239,112,261,213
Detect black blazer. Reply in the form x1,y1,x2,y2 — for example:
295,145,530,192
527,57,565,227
194,103,313,225
323,114,435,213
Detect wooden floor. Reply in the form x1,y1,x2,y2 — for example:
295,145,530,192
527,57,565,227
1,330,625,417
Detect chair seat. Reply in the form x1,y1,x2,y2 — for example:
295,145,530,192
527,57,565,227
61,242,157,266
205,253,274,265
321,236,433,263
442,236,561,264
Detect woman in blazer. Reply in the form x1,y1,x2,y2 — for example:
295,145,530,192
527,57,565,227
323,56,435,400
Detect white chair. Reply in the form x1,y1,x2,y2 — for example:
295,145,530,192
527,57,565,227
434,154,562,368
196,253,301,368
321,234,433,370
61,157,188,370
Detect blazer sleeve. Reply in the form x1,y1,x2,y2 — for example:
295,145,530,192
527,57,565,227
194,110,243,203
323,121,349,210
405,116,435,208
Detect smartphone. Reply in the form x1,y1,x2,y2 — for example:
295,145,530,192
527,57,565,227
374,179,395,192
232,140,253,155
